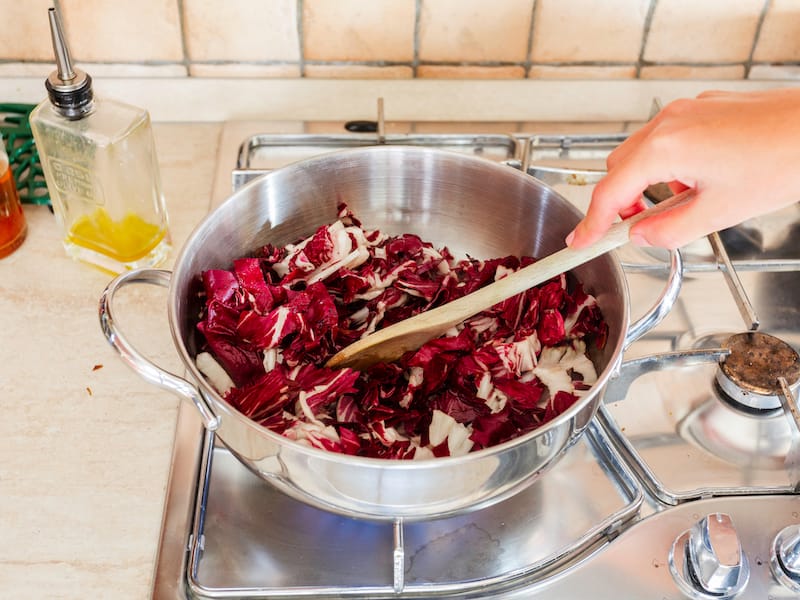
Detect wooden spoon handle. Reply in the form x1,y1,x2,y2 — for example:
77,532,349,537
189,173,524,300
326,189,694,369
401,188,693,330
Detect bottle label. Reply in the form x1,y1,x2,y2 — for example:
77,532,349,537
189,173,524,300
50,157,102,205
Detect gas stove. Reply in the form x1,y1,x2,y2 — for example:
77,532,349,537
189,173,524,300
151,116,800,599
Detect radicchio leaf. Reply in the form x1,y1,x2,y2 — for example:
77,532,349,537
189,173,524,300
195,206,608,459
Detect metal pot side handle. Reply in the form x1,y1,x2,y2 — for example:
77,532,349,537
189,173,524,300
623,248,684,350
603,347,731,405
98,268,220,431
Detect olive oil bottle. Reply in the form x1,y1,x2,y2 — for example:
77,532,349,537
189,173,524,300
29,8,170,273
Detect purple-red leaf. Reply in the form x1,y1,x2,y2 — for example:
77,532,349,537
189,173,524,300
195,206,607,459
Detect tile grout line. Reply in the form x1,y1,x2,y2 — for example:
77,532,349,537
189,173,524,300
3,0,794,83
635,0,659,79
413,0,422,78
524,0,538,78
8,57,800,70
746,0,773,79
176,0,191,77
10,58,800,70
297,0,306,78
6,1,798,83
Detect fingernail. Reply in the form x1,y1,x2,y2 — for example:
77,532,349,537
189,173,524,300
630,232,651,247
565,230,576,247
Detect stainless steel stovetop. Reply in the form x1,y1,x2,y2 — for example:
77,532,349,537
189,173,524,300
152,117,800,599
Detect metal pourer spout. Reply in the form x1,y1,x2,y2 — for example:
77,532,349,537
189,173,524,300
45,7,93,119
50,7,76,81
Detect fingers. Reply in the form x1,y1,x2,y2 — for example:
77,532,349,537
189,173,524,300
565,135,657,247
566,100,697,248
567,136,675,248
619,197,648,219
568,88,800,249
630,189,733,249
567,96,707,248
566,180,637,248
667,180,690,195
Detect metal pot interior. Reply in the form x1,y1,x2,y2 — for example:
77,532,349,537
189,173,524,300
173,145,626,368
167,145,629,517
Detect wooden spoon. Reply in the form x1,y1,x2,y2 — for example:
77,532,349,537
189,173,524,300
326,189,693,371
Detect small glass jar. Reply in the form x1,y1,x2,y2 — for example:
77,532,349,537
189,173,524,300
0,135,27,259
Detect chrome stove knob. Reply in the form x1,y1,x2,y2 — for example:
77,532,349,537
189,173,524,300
669,513,750,599
770,525,800,592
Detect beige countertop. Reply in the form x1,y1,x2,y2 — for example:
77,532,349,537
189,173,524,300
0,122,223,600
1,74,797,598
4,78,795,123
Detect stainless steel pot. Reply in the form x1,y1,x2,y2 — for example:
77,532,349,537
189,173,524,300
99,146,682,521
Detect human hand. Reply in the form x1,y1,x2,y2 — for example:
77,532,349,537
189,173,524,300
566,88,800,249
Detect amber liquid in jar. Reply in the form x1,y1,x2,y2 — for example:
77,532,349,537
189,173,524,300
0,163,27,259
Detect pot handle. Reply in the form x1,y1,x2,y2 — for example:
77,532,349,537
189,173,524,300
623,247,684,350
98,268,220,431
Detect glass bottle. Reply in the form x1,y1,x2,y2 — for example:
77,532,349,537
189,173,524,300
29,8,170,273
0,134,27,258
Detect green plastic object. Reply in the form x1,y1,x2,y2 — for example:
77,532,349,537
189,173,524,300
0,103,50,205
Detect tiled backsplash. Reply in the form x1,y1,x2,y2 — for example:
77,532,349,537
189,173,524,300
1,0,799,81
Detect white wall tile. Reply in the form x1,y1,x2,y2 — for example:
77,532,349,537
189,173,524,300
528,65,637,79
532,0,649,62
749,64,800,79
752,0,800,62
418,0,535,62
184,0,299,62
640,64,746,79
303,0,415,61
0,0,54,61
304,65,413,79
417,65,526,79
80,64,188,78
644,0,764,63
3,0,799,82
60,0,183,62
189,64,302,78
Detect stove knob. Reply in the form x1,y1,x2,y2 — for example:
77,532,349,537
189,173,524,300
770,525,800,592
669,513,750,599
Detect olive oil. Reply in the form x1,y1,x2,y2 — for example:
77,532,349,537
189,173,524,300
67,208,167,263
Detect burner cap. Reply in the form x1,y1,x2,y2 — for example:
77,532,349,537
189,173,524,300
717,332,800,411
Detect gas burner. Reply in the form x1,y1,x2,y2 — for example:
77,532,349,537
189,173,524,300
598,333,800,503
717,332,800,412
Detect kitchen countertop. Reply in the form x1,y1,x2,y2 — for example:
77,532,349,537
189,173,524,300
0,115,627,599
0,110,617,600
1,74,797,599
0,122,223,600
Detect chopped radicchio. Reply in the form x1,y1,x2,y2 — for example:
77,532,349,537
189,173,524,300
194,205,608,460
